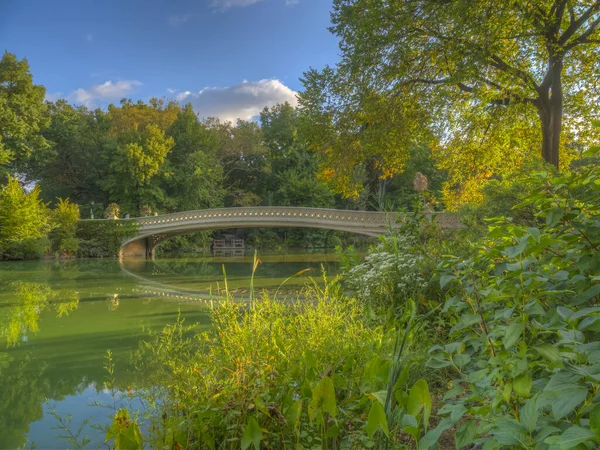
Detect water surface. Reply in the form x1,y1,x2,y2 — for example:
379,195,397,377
0,252,339,449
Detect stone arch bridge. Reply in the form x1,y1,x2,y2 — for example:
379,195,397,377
84,207,461,259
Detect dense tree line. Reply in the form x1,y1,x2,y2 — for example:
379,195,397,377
0,51,448,259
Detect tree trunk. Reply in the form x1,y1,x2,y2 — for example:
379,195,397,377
539,59,563,169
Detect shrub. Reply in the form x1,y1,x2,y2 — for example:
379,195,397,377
345,233,427,308
133,278,436,449
0,177,50,259
422,162,600,449
49,198,80,256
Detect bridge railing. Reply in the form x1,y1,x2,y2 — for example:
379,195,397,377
81,207,462,230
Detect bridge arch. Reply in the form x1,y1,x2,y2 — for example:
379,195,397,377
110,207,461,258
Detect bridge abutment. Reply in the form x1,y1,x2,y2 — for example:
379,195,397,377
120,237,154,259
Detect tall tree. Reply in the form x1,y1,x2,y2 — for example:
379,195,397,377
0,51,49,175
300,0,600,199
209,118,269,206
164,104,224,211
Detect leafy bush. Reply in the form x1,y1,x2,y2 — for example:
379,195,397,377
76,220,139,258
49,198,80,256
344,233,427,308
459,157,556,228
0,176,51,259
423,162,600,449
132,277,437,449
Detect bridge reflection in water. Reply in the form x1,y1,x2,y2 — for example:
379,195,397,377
119,252,341,302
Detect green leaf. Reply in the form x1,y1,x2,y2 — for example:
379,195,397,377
543,372,588,419
574,285,600,304
549,388,588,420
533,344,561,363
503,322,522,349
418,418,452,450
426,356,453,369
544,426,596,449
546,207,565,227
455,421,477,449
408,379,432,430
519,397,539,433
439,274,455,289
527,227,541,243
308,376,337,421
590,404,600,437
453,353,470,368
504,236,529,258
366,400,389,438
513,373,532,398
241,417,262,450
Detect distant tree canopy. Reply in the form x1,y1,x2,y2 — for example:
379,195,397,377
299,0,600,204
0,52,49,174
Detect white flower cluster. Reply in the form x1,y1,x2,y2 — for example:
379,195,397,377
346,234,426,304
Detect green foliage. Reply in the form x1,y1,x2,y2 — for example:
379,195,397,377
460,157,557,227
0,177,50,259
300,0,600,202
76,220,139,258
131,276,436,449
0,51,49,173
343,232,427,308
105,408,143,450
49,198,80,256
423,164,600,449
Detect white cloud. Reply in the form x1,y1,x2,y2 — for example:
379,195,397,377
52,80,143,107
210,0,264,12
86,33,93,42
168,14,192,26
285,0,299,4
45,91,64,102
174,79,298,122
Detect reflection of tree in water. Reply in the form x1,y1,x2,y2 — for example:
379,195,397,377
1,282,80,347
0,352,50,449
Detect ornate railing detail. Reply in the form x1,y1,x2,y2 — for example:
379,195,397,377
82,207,460,230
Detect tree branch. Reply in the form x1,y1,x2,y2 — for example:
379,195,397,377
565,14,600,50
559,1,600,44
489,55,539,90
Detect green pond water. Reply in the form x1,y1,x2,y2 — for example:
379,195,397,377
0,252,340,449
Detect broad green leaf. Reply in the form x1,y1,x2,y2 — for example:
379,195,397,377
455,421,477,449
308,376,337,421
549,388,588,420
519,397,539,433
366,400,389,438
408,379,432,430
453,353,470,368
504,236,529,258
546,207,565,227
527,227,541,243
503,322,522,349
533,345,561,363
401,413,418,428
439,274,455,289
241,417,262,450
544,426,596,449
418,418,452,450
426,356,453,369
513,373,532,398
367,390,387,407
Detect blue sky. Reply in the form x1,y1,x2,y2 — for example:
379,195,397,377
1,0,339,121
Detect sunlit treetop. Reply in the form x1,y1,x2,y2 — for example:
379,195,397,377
300,0,600,204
